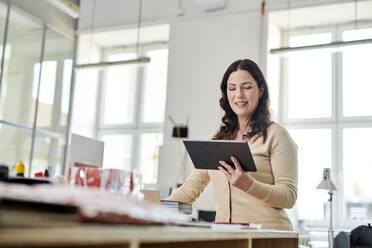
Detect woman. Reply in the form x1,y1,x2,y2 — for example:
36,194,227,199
167,59,298,230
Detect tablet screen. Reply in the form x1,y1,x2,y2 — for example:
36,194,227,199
183,140,257,172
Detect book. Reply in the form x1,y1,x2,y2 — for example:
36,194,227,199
160,200,192,215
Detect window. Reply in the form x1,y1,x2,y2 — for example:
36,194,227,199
276,27,372,227
138,133,163,184
99,48,168,185
343,128,372,220
142,49,168,123
102,134,132,171
342,28,372,117
287,33,332,119
290,129,331,220
103,53,137,124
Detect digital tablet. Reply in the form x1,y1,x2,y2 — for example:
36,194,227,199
183,139,257,172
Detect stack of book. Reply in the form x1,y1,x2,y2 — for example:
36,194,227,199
160,200,192,215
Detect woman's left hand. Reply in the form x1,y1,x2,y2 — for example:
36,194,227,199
218,156,253,192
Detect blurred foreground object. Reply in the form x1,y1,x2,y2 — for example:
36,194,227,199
69,163,143,199
0,165,9,180
0,182,187,227
142,190,160,204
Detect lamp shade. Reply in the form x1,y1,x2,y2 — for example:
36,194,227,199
316,168,338,191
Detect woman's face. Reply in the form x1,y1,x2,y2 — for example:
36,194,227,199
227,69,261,122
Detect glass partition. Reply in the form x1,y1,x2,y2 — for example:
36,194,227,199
0,4,75,177
31,133,65,176
1,6,44,127
0,2,7,65
0,123,32,174
35,27,73,133
60,59,73,126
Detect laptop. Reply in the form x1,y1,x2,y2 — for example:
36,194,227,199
70,133,104,167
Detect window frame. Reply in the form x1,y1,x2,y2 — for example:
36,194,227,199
279,23,372,229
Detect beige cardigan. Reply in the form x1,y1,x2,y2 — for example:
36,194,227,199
167,122,298,230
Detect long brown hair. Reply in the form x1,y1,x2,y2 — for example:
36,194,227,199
213,59,271,142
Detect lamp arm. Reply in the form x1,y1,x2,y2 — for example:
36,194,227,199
328,190,334,248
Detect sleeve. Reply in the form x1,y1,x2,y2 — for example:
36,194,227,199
166,169,211,204
246,127,298,209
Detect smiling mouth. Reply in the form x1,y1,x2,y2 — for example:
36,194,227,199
235,101,248,107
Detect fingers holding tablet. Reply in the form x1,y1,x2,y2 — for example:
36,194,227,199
218,157,253,192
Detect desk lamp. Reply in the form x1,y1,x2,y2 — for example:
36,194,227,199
317,168,338,248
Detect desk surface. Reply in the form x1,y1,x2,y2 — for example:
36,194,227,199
0,225,298,248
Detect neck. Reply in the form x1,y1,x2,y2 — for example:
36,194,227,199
237,117,250,134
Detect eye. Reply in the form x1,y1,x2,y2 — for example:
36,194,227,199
228,87,236,91
244,86,252,89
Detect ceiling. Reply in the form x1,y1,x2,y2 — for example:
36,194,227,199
77,1,372,49
79,23,170,48
270,0,372,30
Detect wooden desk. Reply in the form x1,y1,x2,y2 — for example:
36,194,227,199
0,225,298,248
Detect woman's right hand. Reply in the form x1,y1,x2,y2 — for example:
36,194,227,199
218,156,253,192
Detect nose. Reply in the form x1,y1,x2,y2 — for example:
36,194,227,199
236,87,244,98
